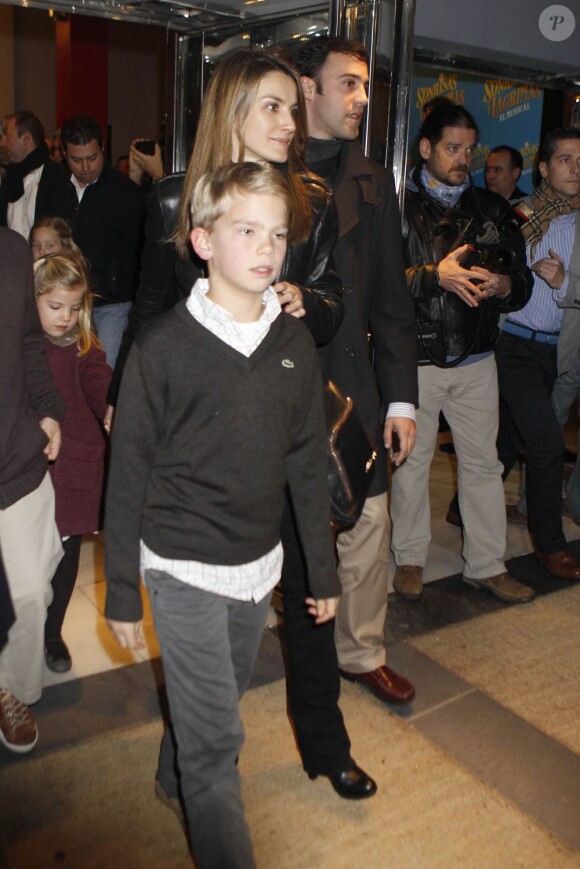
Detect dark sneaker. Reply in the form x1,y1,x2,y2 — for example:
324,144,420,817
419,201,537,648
0,688,38,753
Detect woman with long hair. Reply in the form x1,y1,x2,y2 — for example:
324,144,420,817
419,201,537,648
110,50,344,397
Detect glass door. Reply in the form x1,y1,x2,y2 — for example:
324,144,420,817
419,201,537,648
167,0,416,208
167,6,330,173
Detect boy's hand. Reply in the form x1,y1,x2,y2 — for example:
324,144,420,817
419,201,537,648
305,596,339,624
107,619,146,650
273,281,306,318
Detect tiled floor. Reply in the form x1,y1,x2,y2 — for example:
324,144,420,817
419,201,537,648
23,429,580,858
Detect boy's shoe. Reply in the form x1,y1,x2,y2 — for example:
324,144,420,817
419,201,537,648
45,637,72,673
462,572,535,603
0,688,39,753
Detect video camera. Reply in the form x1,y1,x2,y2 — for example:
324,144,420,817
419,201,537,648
435,207,528,275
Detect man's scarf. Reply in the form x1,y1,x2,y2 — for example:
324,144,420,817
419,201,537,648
420,164,470,208
0,141,49,204
517,179,580,256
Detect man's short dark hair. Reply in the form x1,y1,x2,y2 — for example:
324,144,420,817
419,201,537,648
61,115,103,150
8,111,45,148
293,36,368,93
489,145,523,173
419,104,479,147
539,126,580,164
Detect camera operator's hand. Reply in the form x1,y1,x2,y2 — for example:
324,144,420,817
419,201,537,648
469,266,512,299
531,248,565,290
129,139,164,185
437,244,486,308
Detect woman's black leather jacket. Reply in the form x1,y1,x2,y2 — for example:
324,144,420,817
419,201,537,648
403,171,533,358
109,171,344,402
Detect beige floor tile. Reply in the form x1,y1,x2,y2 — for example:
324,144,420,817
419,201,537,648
42,586,138,687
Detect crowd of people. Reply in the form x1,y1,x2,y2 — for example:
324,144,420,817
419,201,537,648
1,34,579,868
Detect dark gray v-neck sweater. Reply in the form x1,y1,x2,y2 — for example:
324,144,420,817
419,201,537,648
105,301,338,621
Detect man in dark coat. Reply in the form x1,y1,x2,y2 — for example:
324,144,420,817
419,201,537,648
0,111,73,237
59,115,146,368
285,38,418,723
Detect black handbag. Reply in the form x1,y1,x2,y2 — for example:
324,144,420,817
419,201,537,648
324,380,377,531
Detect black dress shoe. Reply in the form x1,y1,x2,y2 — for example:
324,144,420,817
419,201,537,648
310,764,377,800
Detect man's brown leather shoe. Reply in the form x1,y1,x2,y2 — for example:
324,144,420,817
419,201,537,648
339,665,415,704
536,549,580,580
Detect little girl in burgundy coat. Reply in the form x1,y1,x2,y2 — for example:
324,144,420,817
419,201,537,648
34,253,112,672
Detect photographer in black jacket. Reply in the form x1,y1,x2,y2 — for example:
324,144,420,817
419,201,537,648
390,103,535,604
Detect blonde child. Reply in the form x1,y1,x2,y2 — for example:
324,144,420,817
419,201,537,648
30,216,83,262
105,163,339,867
34,255,111,672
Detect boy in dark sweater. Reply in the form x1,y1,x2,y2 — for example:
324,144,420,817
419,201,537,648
104,163,339,868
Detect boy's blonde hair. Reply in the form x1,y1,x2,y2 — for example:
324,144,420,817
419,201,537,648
33,254,101,357
190,162,290,233
30,216,85,262
176,49,313,258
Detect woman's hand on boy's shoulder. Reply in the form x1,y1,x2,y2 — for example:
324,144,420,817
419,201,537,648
274,281,306,318
107,619,146,650
305,596,339,624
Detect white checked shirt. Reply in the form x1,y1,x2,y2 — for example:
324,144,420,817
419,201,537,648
140,278,284,602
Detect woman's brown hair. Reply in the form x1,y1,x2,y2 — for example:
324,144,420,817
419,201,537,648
176,49,313,258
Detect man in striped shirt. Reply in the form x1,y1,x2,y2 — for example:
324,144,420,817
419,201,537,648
496,127,580,580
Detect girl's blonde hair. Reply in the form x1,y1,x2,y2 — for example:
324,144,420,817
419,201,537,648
30,216,84,261
176,49,314,258
33,254,101,357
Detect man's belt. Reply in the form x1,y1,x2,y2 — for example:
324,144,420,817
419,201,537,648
503,320,559,345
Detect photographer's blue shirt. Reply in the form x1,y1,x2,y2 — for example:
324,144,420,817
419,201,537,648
506,213,576,334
